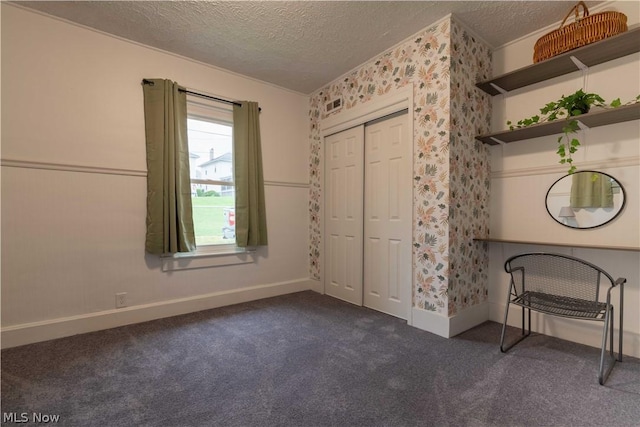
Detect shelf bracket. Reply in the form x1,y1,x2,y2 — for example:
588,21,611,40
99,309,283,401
570,55,589,71
489,83,508,95
490,137,506,145
576,120,590,131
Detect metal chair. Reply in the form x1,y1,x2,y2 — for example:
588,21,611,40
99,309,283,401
500,252,625,385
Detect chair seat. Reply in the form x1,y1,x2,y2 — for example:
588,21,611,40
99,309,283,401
512,291,607,320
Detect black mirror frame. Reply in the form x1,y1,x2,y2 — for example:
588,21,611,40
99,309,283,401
545,170,626,230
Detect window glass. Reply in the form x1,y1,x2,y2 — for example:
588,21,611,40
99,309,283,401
187,114,235,246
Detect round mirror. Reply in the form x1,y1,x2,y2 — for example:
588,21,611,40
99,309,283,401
545,171,626,229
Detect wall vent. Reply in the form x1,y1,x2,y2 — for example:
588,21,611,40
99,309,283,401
325,97,343,114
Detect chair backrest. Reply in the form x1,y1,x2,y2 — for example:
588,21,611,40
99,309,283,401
504,253,615,303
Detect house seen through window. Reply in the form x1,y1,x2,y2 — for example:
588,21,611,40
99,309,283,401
187,107,235,246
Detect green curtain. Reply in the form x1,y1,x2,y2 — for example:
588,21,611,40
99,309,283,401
142,79,196,254
570,172,614,209
233,101,268,247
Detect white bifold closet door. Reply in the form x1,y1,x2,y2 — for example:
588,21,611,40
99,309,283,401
324,111,411,319
363,113,411,319
324,125,365,305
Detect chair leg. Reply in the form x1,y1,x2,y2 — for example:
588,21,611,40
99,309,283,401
500,303,531,353
610,305,614,359
618,283,624,362
598,306,617,385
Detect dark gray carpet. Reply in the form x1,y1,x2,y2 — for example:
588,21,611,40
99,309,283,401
2,291,639,426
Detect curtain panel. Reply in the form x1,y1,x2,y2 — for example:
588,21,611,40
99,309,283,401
233,102,268,247
142,79,196,254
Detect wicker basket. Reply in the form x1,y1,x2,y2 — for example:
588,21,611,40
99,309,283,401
533,1,627,63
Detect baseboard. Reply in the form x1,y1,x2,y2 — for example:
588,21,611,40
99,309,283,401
309,278,324,294
1,278,313,349
412,302,489,338
412,307,450,337
449,302,490,337
489,301,640,358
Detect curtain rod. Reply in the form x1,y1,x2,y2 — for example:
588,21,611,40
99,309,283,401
141,79,260,111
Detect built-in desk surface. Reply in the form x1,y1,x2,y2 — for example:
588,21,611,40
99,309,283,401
474,238,640,252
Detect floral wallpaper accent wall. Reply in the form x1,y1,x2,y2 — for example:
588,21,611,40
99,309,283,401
309,17,491,317
447,22,492,315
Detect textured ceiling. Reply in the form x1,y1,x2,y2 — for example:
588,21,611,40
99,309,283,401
16,1,604,94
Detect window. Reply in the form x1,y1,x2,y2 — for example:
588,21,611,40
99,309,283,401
187,100,235,247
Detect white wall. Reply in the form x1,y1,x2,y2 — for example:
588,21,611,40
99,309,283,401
0,4,310,347
488,1,640,357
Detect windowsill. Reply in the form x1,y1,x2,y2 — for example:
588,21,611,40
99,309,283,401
161,245,256,271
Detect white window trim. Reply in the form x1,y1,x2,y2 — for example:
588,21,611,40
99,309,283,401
191,178,235,186
161,245,256,272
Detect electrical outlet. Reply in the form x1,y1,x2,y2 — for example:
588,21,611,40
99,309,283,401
116,292,128,309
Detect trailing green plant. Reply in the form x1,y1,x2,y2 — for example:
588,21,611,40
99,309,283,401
507,90,639,174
